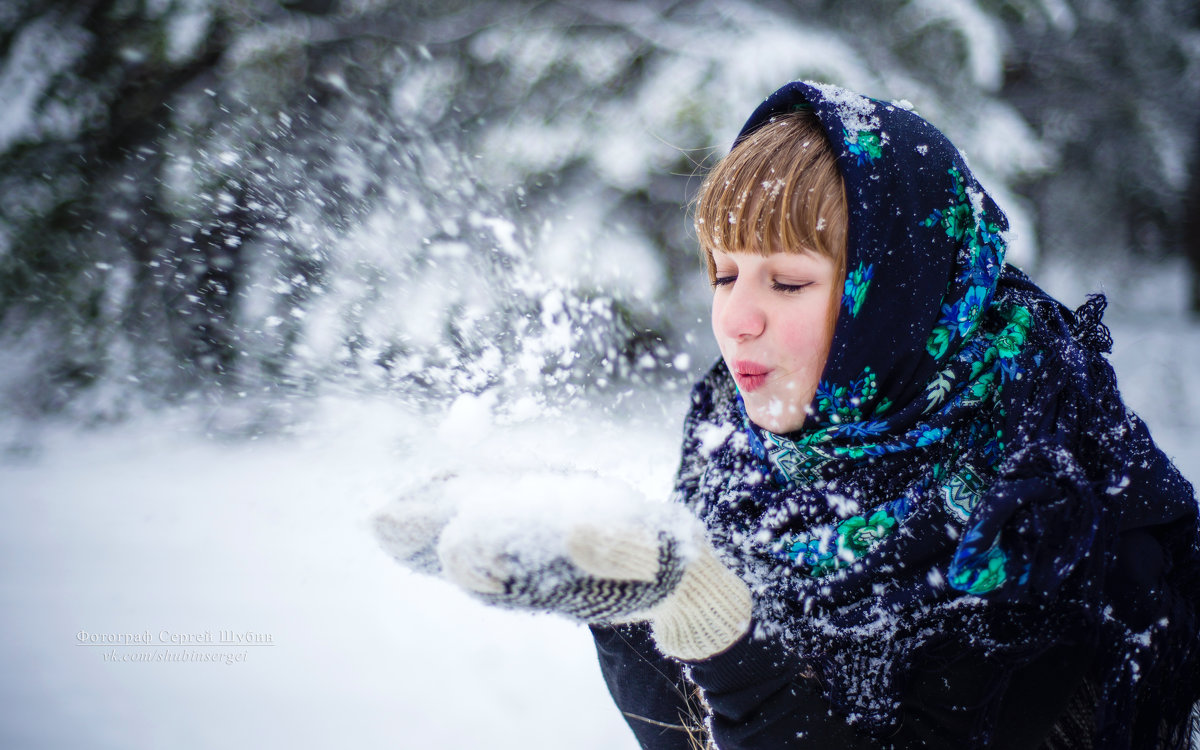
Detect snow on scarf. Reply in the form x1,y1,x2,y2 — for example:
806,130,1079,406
675,82,1200,747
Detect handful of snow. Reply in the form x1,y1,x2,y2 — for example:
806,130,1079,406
373,469,704,622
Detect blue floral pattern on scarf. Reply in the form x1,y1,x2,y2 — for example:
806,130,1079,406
845,129,884,165
842,261,874,317
922,167,1008,360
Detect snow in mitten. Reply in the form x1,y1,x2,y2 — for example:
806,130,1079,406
436,478,752,660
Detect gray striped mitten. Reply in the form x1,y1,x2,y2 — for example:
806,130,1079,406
374,470,752,661
438,511,691,622
437,495,753,661
373,473,461,576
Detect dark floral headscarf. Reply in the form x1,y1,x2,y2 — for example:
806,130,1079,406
676,81,1200,748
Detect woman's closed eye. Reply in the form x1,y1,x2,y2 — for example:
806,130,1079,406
712,276,814,292
771,280,814,293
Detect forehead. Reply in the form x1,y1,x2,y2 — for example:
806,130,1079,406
710,244,825,262
710,246,834,271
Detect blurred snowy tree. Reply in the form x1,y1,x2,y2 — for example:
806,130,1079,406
0,0,1196,420
997,0,1200,294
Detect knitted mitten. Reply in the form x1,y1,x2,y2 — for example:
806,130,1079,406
439,500,753,661
642,539,754,661
373,473,461,576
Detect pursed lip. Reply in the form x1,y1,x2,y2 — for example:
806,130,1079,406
731,359,771,392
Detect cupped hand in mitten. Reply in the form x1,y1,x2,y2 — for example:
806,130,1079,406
434,473,753,660
438,498,696,622
373,472,465,576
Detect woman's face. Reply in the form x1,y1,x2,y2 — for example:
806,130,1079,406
710,248,838,434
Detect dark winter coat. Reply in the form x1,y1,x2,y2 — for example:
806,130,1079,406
592,81,1200,750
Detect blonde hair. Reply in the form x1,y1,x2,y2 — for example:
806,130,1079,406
694,110,848,289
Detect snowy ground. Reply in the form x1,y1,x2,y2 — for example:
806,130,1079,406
1,260,1197,750
0,391,687,750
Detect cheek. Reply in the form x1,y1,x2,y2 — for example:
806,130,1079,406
778,317,833,368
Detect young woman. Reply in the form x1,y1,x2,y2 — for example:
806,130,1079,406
375,81,1200,749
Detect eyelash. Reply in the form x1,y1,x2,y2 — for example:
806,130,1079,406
711,276,813,294
772,281,812,293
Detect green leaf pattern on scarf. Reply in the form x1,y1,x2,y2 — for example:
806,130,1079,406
775,508,899,577
921,167,1007,360
843,261,874,318
815,366,880,422
845,129,884,165
948,535,1008,595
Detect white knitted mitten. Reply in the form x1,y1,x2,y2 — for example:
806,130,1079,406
438,497,752,661
642,539,754,661
373,473,462,575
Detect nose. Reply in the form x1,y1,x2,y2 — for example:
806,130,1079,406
715,279,766,341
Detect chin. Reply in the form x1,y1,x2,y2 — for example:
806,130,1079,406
746,403,805,434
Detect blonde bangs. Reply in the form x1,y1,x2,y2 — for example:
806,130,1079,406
694,111,847,283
